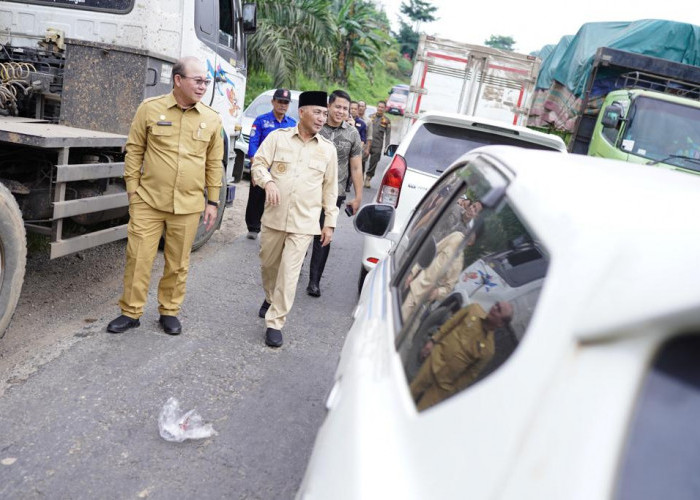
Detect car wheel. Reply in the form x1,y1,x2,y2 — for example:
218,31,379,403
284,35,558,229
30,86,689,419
0,182,26,338
357,265,368,294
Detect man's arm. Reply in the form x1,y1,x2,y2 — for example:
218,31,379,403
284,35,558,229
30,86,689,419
202,118,225,230
247,116,264,159
365,120,373,155
251,131,279,205
320,147,339,246
346,129,364,214
124,102,148,199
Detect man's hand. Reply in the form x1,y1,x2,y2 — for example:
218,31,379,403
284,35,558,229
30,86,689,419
347,198,361,215
264,180,280,205
320,226,334,247
127,191,135,201
419,339,435,361
203,204,218,230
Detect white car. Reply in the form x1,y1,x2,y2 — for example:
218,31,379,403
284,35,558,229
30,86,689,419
358,111,567,292
297,146,700,500
232,89,302,181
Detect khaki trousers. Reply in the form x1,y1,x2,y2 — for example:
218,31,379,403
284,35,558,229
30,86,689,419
259,225,313,330
119,194,200,319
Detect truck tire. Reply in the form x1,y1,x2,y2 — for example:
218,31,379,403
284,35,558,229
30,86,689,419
232,149,245,183
0,183,26,338
191,170,227,252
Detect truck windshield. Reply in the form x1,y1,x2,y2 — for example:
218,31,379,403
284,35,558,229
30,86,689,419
9,0,134,12
622,96,700,173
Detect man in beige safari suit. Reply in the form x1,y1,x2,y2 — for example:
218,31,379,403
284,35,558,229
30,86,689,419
251,91,338,347
107,56,223,336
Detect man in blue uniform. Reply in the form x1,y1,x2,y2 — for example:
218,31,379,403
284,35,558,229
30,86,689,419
245,88,296,239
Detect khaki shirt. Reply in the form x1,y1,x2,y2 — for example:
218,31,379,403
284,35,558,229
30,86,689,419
366,113,392,152
430,303,495,395
124,92,224,214
251,126,339,235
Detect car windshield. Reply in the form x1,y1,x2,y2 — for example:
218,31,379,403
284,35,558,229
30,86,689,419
244,94,300,121
389,93,408,103
403,122,562,175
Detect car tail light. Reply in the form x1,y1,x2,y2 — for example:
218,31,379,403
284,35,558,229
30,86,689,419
377,154,407,208
366,257,379,264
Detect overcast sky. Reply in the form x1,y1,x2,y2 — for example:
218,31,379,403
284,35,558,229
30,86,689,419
378,0,700,55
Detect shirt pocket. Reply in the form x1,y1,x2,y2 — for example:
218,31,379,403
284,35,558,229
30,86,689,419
191,129,213,156
306,159,327,185
150,125,174,150
272,149,294,176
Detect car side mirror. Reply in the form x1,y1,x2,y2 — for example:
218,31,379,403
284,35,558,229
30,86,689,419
354,203,395,237
242,4,257,34
385,144,397,157
601,102,624,129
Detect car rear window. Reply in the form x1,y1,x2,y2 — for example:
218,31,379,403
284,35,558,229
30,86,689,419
404,122,560,176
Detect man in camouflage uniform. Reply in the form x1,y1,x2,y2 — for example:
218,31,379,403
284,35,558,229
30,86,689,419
364,100,392,188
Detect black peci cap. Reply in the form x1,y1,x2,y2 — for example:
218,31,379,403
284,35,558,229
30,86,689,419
298,91,328,108
273,88,291,102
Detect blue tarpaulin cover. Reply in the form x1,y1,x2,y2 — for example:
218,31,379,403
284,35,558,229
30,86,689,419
528,19,700,131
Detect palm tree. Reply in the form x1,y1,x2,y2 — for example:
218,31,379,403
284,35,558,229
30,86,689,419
247,0,337,87
333,0,392,84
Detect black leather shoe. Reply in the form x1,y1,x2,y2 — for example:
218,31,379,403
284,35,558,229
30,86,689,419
306,281,321,297
258,300,271,318
159,315,182,335
107,314,140,333
265,327,283,348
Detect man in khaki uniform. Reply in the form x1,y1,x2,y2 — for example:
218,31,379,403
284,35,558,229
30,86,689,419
107,56,223,336
364,100,392,188
252,91,338,348
409,301,513,411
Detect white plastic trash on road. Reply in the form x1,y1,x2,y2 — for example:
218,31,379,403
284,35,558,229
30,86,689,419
158,397,217,442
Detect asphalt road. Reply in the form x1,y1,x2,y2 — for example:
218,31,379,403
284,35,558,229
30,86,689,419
0,167,388,499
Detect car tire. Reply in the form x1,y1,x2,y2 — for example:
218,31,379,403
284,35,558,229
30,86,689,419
357,265,368,295
0,182,27,338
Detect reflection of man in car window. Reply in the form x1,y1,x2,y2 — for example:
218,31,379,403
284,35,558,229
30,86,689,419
409,301,513,411
400,199,483,320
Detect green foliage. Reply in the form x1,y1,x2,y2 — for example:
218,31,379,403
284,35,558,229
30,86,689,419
247,0,336,88
332,0,393,84
484,35,516,52
400,0,438,26
244,61,410,109
394,18,420,59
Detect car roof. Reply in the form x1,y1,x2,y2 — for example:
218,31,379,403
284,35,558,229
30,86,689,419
457,146,700,341
255,89,303,99
411,111,567,151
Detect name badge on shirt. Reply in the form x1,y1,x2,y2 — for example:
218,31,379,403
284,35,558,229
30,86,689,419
156,121,172,126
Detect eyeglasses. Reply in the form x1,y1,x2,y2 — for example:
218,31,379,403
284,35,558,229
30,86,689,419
179,75,213,87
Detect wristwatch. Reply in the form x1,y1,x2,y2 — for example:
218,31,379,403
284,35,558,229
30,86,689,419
207,199,219,207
